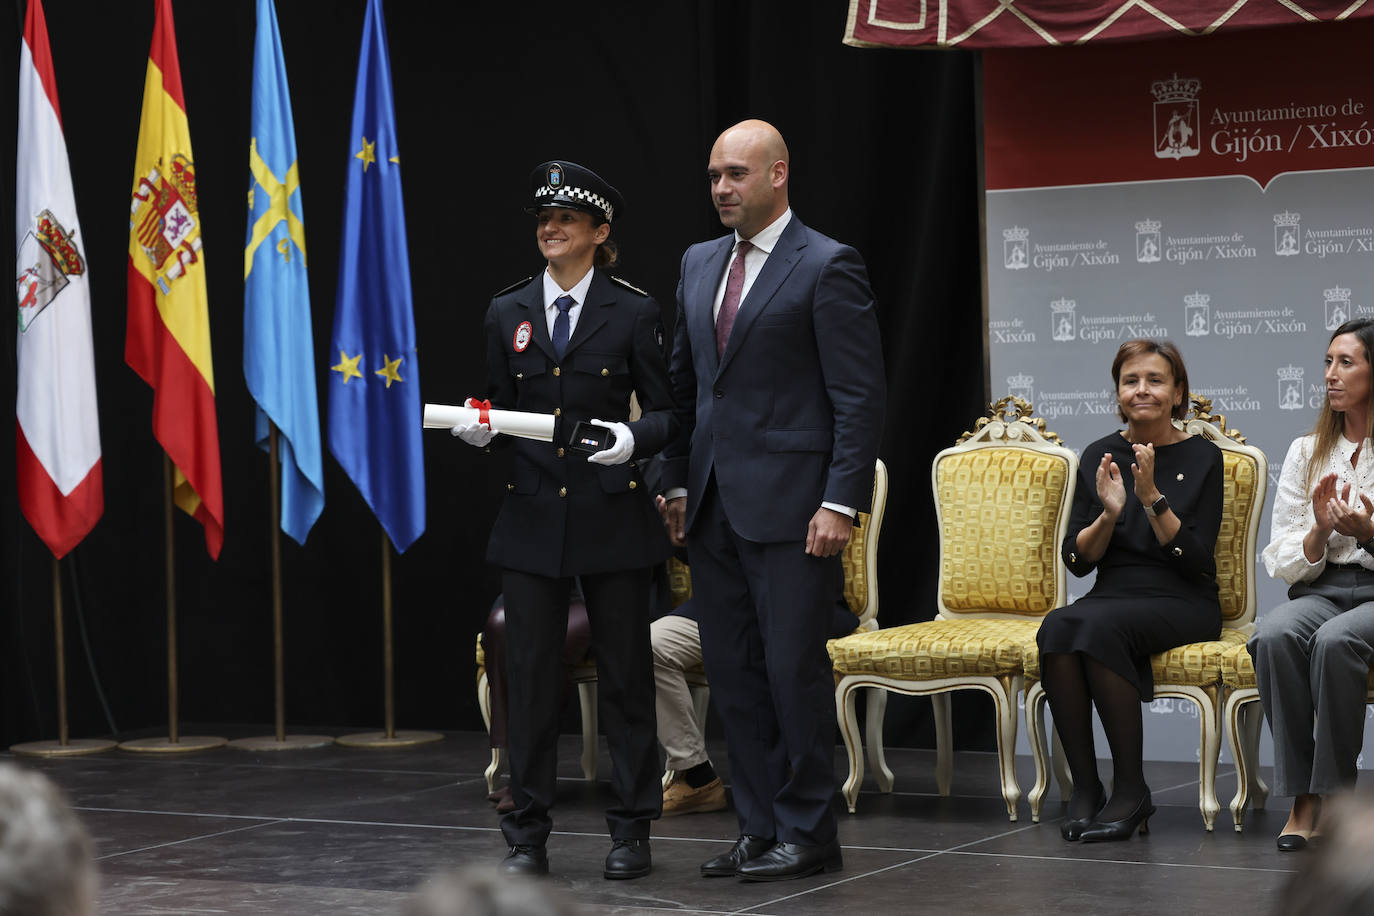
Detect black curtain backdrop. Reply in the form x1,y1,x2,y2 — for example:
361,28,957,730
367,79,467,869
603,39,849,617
0,1,987,751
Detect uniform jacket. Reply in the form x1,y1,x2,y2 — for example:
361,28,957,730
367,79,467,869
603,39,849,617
663,215,886,543
483,268,677,577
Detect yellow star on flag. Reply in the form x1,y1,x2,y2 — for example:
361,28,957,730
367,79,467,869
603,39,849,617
355,136,376,172
374,354,403,388
332,349,364,383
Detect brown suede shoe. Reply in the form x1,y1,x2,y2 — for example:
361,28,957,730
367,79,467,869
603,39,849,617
662,775,727,816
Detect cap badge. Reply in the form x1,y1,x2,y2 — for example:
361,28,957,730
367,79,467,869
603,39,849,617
547,163,564,190
513,320,533,352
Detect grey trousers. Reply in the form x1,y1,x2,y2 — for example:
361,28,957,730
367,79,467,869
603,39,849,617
651,614,709,771
1248,565,1374,796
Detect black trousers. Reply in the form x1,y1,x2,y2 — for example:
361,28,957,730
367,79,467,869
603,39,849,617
499,566,661,846
688,480,841,846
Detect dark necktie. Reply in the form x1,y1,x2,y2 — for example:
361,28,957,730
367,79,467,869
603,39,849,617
552,295,575,360
715,240,753,358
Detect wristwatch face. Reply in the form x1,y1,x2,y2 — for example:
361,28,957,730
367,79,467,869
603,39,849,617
1147,495,1168,517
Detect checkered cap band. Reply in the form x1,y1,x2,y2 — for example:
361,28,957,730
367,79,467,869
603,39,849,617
533,184,614,221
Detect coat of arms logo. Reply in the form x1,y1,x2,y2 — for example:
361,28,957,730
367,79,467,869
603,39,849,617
16,208,85,332
1003,226,1029,270
130,153,202,295
1051,297,1076,342
1184,291,1210,337
1151,74,1201,160
1274,211,1300,257
1325,285,1352,332
1135,219,1161,263
1277,365,1304,411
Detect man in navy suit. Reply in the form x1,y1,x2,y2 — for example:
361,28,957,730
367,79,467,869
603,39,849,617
662,120,886,881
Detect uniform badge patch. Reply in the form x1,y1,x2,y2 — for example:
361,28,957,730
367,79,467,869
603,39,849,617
547,163,564,190
513,320,533,352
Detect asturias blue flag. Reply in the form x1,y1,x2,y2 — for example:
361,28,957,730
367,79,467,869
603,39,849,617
326,0,425,552
244,0,325,545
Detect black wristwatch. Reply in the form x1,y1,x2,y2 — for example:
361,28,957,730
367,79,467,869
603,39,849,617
1143,494,1170,518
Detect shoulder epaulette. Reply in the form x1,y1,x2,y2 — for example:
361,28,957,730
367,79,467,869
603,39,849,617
492,276,535,298
610,275,650,297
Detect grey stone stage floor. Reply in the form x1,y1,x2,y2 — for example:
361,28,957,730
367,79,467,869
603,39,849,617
6,728,1296,914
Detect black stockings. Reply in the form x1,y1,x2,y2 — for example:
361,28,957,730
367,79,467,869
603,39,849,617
1040,651,1148,822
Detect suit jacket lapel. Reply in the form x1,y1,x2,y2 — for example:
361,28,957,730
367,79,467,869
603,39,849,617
718,217,806,373
562,270,612,359
513,280,558,362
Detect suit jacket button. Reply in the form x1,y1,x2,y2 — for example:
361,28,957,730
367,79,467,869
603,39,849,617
557,447,565,458
628,481,637,489
714,389,724,399
601,368,610,376
559,487,568,498
554,367,561,376
554,408,561,417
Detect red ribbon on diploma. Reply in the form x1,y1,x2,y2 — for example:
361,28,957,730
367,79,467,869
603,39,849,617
465,397,492,427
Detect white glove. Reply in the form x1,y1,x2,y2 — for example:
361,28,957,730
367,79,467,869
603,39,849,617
452,422,494,447
586,419,634,466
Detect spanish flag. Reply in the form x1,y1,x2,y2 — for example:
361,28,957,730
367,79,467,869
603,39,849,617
126,0,224,559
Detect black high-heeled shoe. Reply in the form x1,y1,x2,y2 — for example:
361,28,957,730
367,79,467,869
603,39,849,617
1079,791,1155,843
1060,782,1107,842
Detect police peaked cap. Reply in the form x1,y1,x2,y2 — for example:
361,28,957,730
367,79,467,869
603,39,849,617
526,160,624,223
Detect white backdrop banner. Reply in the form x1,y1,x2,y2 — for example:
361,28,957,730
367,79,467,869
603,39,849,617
984,20,1374,767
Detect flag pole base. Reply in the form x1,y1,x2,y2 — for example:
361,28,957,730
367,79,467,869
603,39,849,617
227,734,335,751
118,735,227,754
335,730,443,749
10,738,116,758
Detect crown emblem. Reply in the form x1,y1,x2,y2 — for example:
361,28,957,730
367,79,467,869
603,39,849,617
1002,226,1029,241
1135,219,1161,234
34,210,84,278
1277,365,1304,381
1051,297,1076,313
166,153,198,211
1325,285,1352,302
1151,73,1201,103
1184,291,1210,308
1274,211,1301,227
1007,372,1034,389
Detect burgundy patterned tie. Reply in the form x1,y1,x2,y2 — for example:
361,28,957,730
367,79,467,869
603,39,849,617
715,240,753,357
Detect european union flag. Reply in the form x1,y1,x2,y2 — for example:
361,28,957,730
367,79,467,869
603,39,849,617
244,0,324,546
326,0,425,552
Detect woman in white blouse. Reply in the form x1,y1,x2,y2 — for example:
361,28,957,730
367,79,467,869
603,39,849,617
1252,318,1374,852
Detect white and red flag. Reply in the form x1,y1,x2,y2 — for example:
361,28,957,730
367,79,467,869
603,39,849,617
15,0,102,558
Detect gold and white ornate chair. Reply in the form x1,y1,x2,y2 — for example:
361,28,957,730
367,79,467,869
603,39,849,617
1024,398,1267,830
829,399,1075,820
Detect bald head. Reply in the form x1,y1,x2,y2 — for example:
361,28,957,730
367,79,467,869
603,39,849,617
708,120,790,238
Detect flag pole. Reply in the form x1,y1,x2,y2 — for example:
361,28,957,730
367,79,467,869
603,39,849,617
10,556,115,757
230,424,331,751
336,527,441,749
120,455,225,754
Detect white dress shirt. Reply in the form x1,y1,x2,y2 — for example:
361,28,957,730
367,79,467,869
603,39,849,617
541,266,595,340
712,208,793,322
1262,433,1374,584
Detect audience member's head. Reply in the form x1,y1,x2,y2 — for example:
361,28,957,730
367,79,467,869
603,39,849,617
404,866,579,916
0,763,96,916
1279,791,1374,914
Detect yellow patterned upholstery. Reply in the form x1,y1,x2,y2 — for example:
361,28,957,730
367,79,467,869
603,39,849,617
668,556,692,609
1025,399,1269,831
831,399,1076,821
830,619,1041,678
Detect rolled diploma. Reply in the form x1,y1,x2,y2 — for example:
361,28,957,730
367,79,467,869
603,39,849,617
422,403,556,442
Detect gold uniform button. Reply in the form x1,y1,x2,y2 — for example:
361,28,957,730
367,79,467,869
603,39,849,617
557,448,566,458
554,408,561,417
516,372,524,380
506,483,515,491
629,481,638,490
553,367,561,376
1172,547,1183,556
1069,552,1077,563
559,487,568,498
601,368,610,377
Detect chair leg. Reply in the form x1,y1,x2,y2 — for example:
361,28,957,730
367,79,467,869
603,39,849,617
486,748,505,795
1025,680,1050,823
995,676,1022,822
478,670,502,793
578,681,598,781
1194,686,1221,832
1225,691,1250,832
933,692,953,797
835,678,866,813
864,687,894,793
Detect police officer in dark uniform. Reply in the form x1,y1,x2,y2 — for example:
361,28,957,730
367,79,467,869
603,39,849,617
453,161,675,880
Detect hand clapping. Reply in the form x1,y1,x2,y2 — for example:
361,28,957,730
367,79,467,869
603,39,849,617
1323,478,1374,542
1130,442,1158,504
1096,452,1127,518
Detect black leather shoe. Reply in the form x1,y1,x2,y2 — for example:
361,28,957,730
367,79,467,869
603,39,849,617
1276,832,1310,852
1080,792,1156,843
736,839,843,882
700,834,775,877
499,844,548,876
604,839,651,879
1061,782,1107,842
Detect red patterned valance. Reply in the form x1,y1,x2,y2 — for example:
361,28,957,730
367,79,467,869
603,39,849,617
844,0,1374,48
